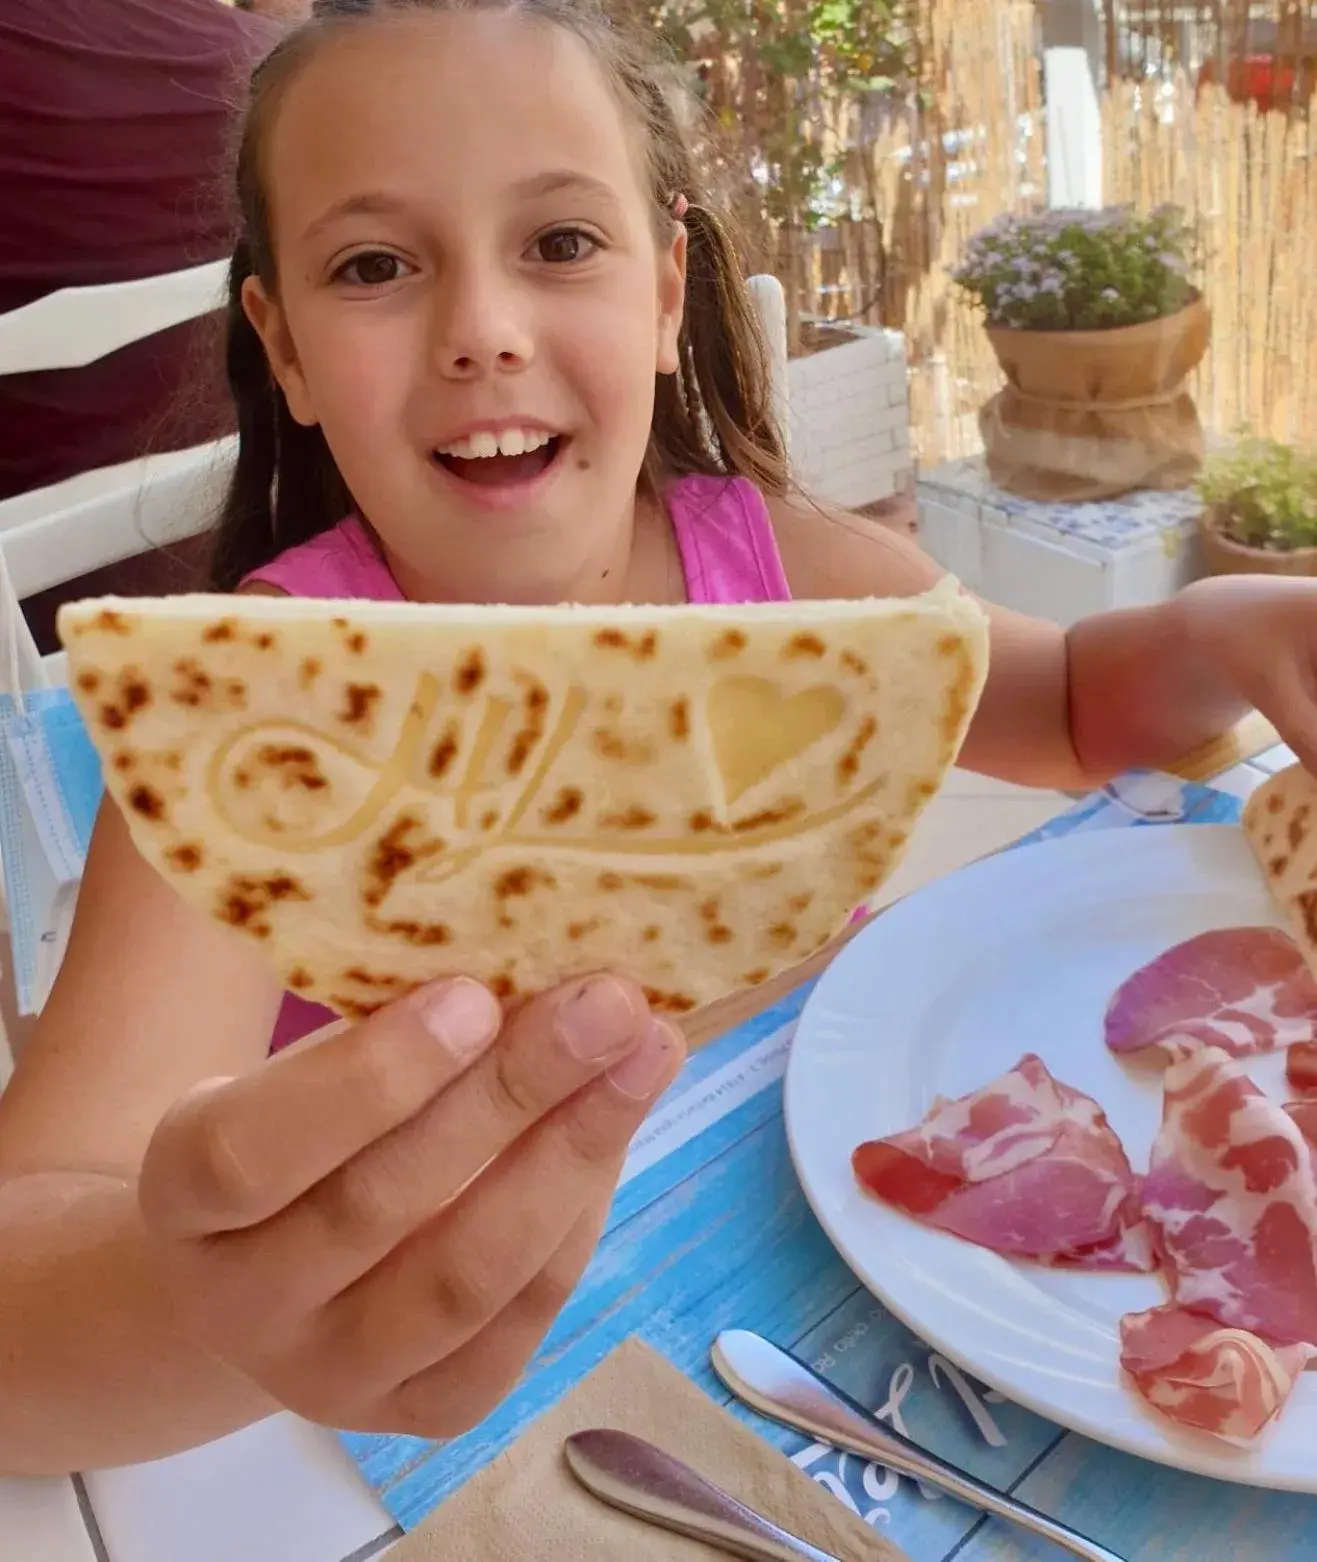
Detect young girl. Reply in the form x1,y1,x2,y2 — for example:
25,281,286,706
1,0,1315,1476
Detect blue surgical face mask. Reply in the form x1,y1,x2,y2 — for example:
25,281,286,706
0,687,103,1013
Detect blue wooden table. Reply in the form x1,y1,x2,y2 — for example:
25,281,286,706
343,775,1317,1561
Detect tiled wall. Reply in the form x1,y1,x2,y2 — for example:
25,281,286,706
788,331,912,509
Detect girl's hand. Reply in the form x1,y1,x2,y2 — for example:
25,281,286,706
137,974,683,1438
1178,574,1317,770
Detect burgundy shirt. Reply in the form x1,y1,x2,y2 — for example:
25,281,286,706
0,0,278,502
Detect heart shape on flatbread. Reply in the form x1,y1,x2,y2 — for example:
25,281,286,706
59,584,989,1018
707,676,847,806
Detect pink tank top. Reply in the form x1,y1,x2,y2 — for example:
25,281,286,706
245,475,792,1051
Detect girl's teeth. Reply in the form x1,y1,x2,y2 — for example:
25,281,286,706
438,429,553,459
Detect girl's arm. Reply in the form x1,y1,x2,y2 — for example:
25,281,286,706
772,497,1247,790
0,802,285,1471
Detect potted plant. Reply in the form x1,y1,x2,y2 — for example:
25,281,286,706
1196,437,1317,576
953,204,1211,503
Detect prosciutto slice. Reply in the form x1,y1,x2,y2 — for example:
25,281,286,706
1141,1045,1317,1345
1104,928,1317,1065
1288,1041,1317,1095
1120,1304,1315,1444
1286,1099,1317,1146
852,1053,1153,1270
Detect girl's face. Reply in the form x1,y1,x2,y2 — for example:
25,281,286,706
245,12,686,604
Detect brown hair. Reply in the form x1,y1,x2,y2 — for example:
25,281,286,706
208,0,789,591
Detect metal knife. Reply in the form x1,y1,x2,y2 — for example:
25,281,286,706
563,1427,843,1561
711,1330,1127,1562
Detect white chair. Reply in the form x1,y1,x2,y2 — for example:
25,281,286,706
0,261,234,1066
0,259,235,616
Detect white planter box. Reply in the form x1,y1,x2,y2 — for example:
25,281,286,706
787,330,912,509
917,455,1205,627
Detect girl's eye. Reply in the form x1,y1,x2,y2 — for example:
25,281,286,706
535,228,597,264
335,252,411,287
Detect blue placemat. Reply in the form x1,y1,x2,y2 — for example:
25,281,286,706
341,777,1317,1561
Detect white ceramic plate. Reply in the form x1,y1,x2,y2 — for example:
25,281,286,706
784,823,1317,1491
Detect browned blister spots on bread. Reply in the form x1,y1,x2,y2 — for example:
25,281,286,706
343,967,408,992
202,619,237,644
341,683,381,730
733,797,804,833
594,628,657,660
840,650,868,677
255,744,329,792
708,629,746,661
742,968,770,986
506,676,549,775
218,872,310,940
568,918,601,940
766,922,798,949
643,986,695,1014
495,865,556,899
490,974,518,1002
97,668,153,733
363,814,444,908
288,967,313,991
377,918,452,946
455,648,485,695
599,805,656,831
254,632,276,651
1271,855,1290,878
127,784,166,822
428,724,460,780
300,657,322,690
1266,791,1285,815
542,786,583,824
593,728,656,765
1289,805,1312,854
698,896,732,943
333,996,387,1022
784,632,826,660
77,670,100,694
937,641,976,752
166,843,203,873
669,698,690,741
170,658,244,712
1299,890,1317,949
836,715,877,788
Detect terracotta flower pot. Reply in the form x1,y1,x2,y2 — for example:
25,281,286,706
979,293,1212,503
1199,503,1317,577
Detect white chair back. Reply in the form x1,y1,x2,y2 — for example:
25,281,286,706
0,259,234,607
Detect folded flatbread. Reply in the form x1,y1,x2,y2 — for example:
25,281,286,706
58,584,989,1017
1243,763,1317,972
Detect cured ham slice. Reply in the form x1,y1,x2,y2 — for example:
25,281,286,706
1286,1099,1317,1145
1104,928,1317,1065
1288,1040,1317,1095
852,1053,1153,1270
1120,1304,1315,1444
1141,1045,1317,1345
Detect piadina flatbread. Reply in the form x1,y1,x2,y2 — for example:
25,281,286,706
1243,763,1317,965
58,584,989,1018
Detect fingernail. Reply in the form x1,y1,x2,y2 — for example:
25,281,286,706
416,978,501,1061
556,975,641,1062
606,1017,681,1101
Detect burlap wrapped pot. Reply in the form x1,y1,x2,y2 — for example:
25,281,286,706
979,293,1211,503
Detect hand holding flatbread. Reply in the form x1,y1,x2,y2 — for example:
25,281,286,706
59,584,989,1018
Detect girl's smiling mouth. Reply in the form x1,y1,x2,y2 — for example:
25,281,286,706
431,425,567,493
